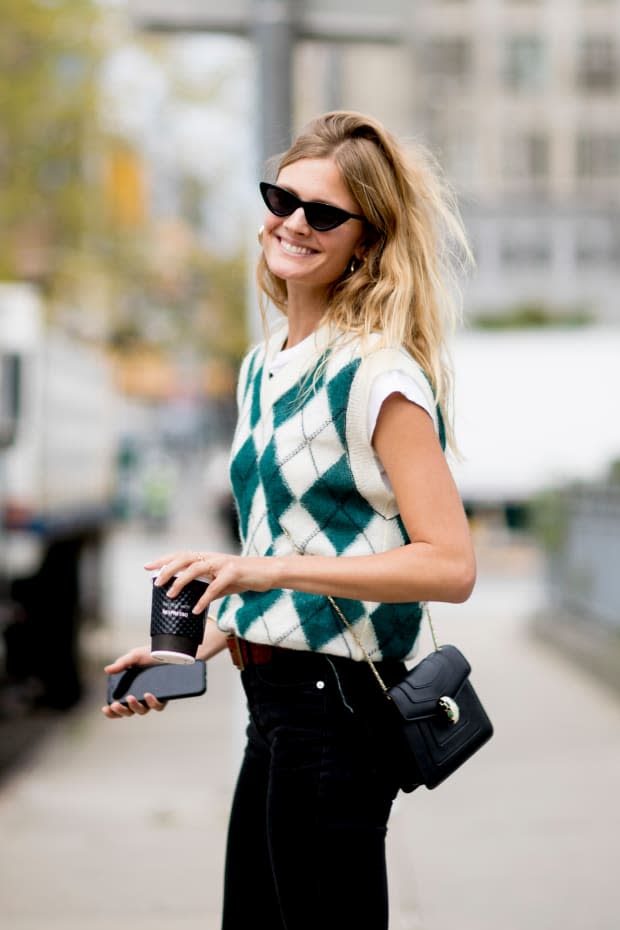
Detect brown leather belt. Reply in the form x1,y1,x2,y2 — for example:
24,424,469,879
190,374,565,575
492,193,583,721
225,634,274,671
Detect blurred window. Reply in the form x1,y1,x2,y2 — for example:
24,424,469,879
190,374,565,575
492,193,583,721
428,130,477,189
577,36,619,91
503,133,550,185
500,224,552,268
575,219,620,265
426,37,474,87
576,133,620,178
504,36,546,91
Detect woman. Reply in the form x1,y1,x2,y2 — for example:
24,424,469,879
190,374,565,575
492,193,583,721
103,110,476,930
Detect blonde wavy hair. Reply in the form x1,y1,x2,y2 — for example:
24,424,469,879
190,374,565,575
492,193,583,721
256,110,473,451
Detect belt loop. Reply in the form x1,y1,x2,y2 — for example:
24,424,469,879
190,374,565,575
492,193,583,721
226,634,245,671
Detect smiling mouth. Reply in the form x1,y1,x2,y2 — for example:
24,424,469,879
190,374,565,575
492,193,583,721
279,237,316,257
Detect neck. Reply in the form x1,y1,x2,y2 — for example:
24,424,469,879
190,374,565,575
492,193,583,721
284,285,328,348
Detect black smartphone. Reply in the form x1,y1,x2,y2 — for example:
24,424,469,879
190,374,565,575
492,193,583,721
107,660,207,706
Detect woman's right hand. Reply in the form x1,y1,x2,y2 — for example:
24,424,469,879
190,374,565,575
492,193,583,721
101,646,167,719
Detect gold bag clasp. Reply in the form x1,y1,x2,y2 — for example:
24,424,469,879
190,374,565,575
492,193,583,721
438,696,460,725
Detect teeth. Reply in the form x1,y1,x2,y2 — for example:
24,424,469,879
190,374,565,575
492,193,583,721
280,239,314,256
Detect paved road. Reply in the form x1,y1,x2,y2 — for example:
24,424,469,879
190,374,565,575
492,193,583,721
0,479,619,929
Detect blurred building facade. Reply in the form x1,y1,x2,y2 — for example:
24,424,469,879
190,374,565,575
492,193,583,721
296,0,620,324
127,0,620,324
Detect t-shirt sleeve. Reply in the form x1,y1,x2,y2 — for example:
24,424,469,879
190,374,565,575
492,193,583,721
367,368,438,442
345,345,440,514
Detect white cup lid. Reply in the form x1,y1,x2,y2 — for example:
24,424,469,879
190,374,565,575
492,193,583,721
151,650,196,665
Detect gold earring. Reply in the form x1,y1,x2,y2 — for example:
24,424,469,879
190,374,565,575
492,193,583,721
348,256,358,275
257,225,264,245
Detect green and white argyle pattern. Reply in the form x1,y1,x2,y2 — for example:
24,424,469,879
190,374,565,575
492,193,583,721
216,332,424,661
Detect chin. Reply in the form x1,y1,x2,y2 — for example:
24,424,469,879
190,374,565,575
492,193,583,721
267,257,316,282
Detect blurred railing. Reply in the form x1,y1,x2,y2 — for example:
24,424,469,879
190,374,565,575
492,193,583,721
542,485,620,630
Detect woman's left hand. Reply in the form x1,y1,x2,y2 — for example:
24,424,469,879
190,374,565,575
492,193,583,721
144,551,279,614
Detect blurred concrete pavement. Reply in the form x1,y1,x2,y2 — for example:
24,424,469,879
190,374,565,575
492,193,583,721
0,466,619,929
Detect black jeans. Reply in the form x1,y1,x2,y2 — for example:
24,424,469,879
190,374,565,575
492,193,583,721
221,647,407,930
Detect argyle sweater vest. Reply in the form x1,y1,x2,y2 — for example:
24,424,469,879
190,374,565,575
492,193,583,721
216,325,440,661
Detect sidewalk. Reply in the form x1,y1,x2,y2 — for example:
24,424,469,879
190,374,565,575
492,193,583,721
388,537,620,930
1,527,619,930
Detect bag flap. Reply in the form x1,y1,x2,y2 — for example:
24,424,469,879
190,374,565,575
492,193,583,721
388,644,471,721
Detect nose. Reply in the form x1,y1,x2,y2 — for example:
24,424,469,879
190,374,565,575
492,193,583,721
283,206,310,233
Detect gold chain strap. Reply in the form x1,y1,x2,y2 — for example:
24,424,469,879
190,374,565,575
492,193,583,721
327,595,440,694
325,595,390,692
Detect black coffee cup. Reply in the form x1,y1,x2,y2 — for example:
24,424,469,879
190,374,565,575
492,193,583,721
150,572,209,665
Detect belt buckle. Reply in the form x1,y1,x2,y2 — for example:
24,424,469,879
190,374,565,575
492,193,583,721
227,634,245,671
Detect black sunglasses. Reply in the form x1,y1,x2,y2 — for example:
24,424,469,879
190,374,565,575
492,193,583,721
259,182,365,232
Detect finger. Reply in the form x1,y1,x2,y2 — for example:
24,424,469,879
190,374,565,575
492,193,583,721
104,648,151,674
191,590,213,615
104,654,138,674
152,552,197,588
165,550,217,594
143,693,167,712
144,554,177,571
103,701,133,718
192,561,236,606
125,695,149,715
166,563,211,598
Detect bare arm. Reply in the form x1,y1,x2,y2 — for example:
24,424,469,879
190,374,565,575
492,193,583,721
258,394,475,603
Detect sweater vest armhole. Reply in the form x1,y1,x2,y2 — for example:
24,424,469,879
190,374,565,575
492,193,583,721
345,347,437,519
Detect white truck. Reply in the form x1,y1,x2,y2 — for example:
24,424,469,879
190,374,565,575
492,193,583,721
0,283,119,710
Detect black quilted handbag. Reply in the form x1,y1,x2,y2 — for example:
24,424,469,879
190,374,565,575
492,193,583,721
328,597,494,791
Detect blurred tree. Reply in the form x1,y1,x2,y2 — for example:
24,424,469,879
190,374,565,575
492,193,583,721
471,301,593,330
0,0,104,288
101,34,250,375
178,250,248,366
0,2,249,384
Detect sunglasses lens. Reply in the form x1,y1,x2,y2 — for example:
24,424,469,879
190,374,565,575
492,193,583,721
262,184,296,217
304,205,344,231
